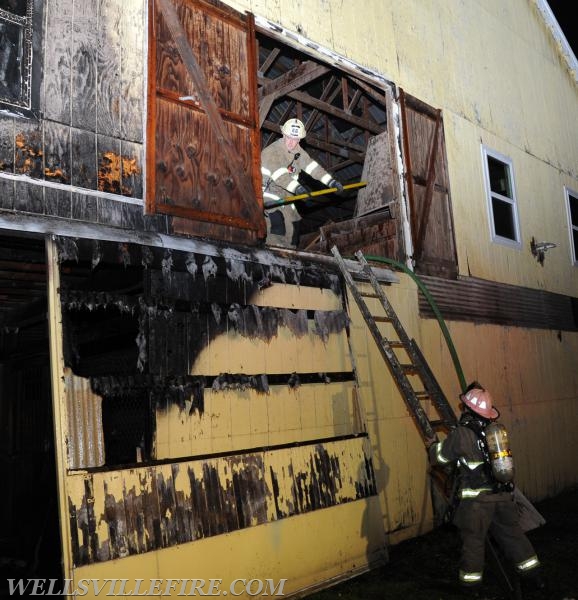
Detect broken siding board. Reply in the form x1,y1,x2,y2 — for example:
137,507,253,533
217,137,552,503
71,128,97,190
44,120,71,184
71,0,98,132
96,0,122,138
120,0,145,142
44,0,72,124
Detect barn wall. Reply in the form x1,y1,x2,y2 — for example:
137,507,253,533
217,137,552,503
346,272,578,544
229,0,578,293
3,0,578,593
48,238,388,597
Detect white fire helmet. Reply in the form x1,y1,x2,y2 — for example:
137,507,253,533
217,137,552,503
461,388,499,420
281,118,306,140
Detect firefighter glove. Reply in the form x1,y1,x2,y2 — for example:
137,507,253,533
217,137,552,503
329,179,344,192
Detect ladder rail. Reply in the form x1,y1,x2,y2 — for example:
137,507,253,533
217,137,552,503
331,246,437,444
354,250,457,428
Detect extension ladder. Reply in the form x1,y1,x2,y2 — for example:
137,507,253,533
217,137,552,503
330,246,457,445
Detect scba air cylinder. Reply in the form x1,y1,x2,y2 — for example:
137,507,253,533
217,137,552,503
485,422,515,483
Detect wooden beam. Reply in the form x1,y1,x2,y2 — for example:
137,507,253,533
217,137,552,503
259,61,330,126
287,89,383,133
258,47,280,77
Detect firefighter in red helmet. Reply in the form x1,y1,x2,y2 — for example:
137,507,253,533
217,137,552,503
429,382,546,594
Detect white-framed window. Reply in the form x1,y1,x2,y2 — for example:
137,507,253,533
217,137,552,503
481,146,521,248
565,187,578,266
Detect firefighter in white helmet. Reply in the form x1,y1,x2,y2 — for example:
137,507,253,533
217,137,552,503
428,382,545,595
261,118,343,248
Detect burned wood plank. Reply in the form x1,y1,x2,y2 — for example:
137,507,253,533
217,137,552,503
171,464,193,543
0,114,15,173
156,469,179,547
0,177,14,210
44,0,73,123
14,180,43,214
97,0,122,138
45,186,72,218
119,140,143,198
71,0,98,132
103,482,129,559
120,0,145,142
44,120,71,184
120,202,145,232
96,196,124,227
14,120,43,178
97,134,121,194
71,191,97,222
71,128,97,189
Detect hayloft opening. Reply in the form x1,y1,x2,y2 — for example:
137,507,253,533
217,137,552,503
256,29,395,251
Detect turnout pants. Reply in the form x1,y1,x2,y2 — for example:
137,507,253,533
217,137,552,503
453,492,540,585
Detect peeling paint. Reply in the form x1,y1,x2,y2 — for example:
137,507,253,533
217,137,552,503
97,151,141,195
68,439,376,566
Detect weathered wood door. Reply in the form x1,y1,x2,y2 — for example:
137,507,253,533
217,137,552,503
147,0,264,243
399,90,457,278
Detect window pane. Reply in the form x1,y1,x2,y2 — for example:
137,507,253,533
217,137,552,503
492,196,516,240
0,20,24,104
487,156,511,198
0,1,27,17
573,229,578,258
570,194,578,227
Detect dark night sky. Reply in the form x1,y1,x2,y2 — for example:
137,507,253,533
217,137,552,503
547,1,578,58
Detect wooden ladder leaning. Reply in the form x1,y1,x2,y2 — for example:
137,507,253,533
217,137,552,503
331,246,457,446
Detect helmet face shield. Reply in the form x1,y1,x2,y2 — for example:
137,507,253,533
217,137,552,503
282,118,306,139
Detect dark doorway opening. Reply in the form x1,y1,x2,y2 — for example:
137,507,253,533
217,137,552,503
0,232,63,591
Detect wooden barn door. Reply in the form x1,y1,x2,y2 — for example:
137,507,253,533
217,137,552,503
399,90,457,278
147,0,265,242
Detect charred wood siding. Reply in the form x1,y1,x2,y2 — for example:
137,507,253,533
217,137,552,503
57,237,375,566
418,275,578,331
57,237,353,468
0,0,145,221
67,438,376,565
